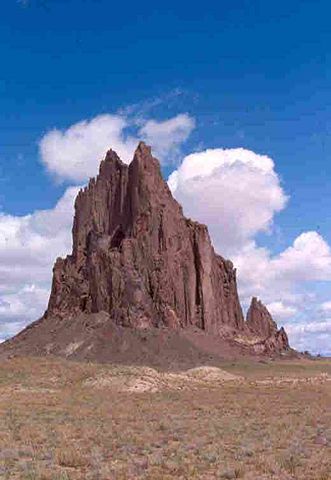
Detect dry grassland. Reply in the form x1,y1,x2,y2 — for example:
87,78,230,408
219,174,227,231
0,357,330,479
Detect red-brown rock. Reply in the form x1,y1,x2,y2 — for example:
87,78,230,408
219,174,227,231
246,297,289,352
246,297,278,338
0,143,291,362
47,142,245,335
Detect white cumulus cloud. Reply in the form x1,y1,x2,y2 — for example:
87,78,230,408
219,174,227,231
284,320,331,355
0,187,79,339
39,114,137,182
40,112,195,182
272,232,331,282
139,113,195,163
233,232,331,305
266,301,297,320
169,147,288,256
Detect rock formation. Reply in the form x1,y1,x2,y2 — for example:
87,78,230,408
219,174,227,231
0,142,290,363
47,142,245,335
247,297,278,338
246,297,289,353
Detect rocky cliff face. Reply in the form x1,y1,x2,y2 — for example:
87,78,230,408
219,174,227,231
47,142,245,336
246,297,289,352
0,142,290,362
246,297,278,338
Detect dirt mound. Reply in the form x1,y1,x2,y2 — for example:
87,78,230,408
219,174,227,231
1,311,262,369
184,366,240,381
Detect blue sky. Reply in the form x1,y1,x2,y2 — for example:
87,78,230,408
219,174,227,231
0,0,330,353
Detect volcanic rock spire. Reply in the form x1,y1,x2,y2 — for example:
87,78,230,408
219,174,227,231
246,297,289,352
47,142,245,335
246,297,278,338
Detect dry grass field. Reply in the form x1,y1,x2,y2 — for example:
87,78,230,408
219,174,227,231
0,357,330,479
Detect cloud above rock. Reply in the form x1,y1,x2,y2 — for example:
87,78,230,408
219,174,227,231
39,113,195,182
139,114,195,163
168,148,288,255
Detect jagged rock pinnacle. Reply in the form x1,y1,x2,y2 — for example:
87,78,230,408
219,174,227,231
246,297,289,352
47,143,245,332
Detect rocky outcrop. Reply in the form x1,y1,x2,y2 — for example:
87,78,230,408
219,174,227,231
46,142,245,336
264,327,290,353
0,142,291,362
246,297,289,353
246,297,278,338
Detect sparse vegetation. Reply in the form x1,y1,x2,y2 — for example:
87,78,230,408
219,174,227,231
0,357,330,479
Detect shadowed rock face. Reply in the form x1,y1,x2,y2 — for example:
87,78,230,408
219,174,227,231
47,142,245,336
0,142,291,362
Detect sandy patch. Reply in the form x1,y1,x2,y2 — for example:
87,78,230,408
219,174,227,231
84,365,242,393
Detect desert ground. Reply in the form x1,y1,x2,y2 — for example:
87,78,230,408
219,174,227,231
0,357,330,480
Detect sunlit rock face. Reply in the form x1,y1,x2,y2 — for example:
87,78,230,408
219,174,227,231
246,297,289,352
